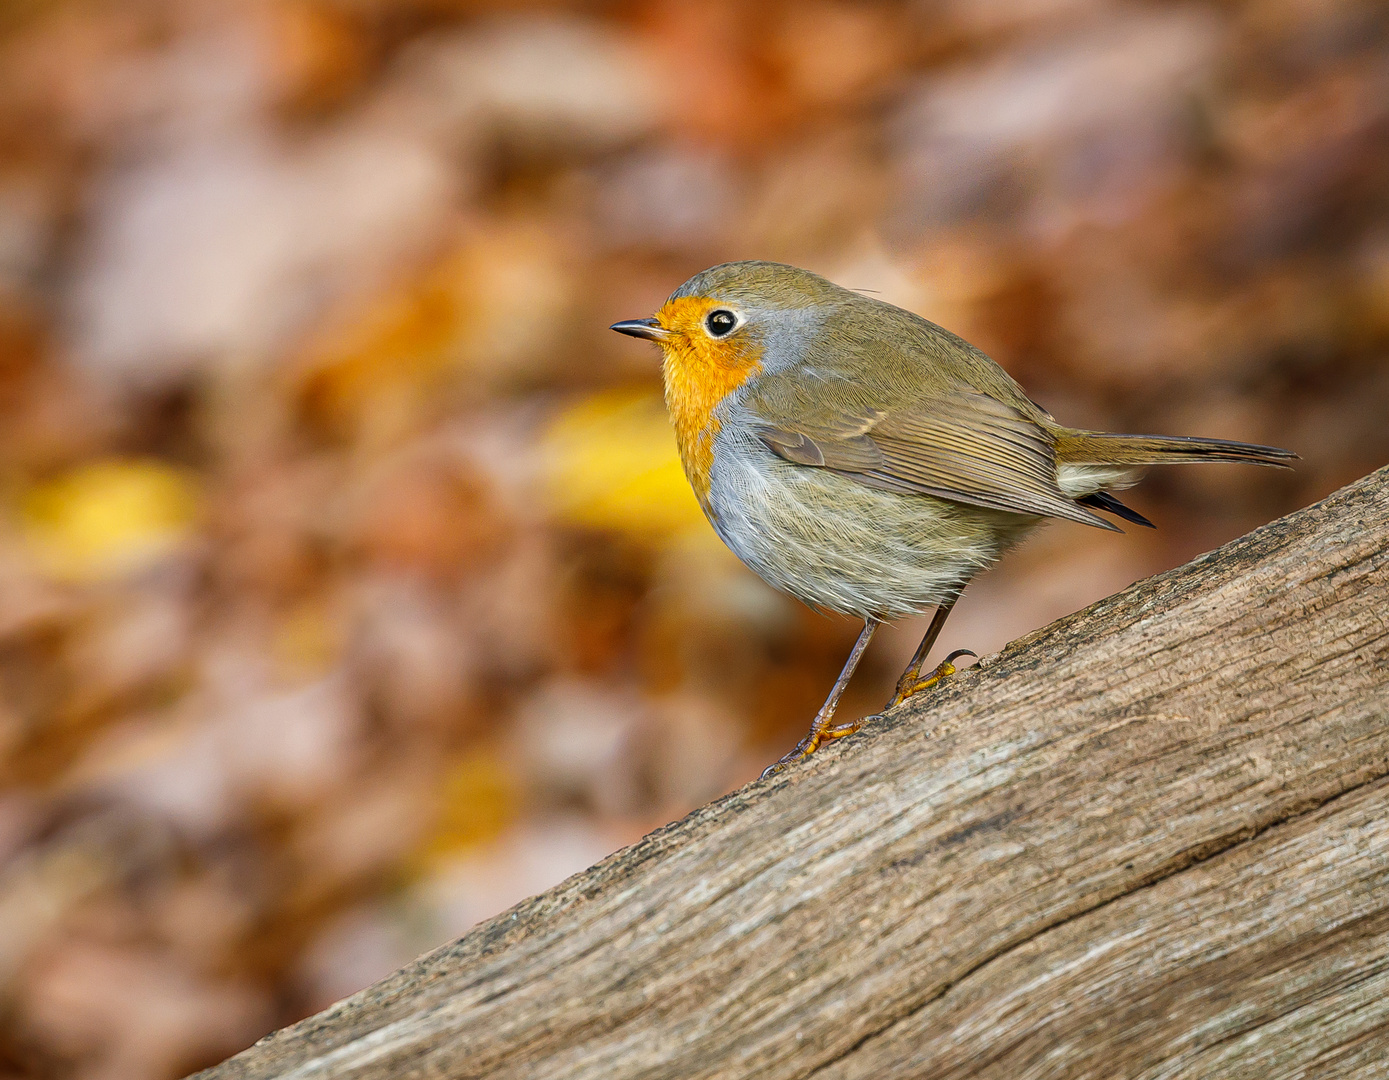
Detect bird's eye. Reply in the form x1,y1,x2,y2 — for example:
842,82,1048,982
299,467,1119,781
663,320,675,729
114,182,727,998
705,309,738,337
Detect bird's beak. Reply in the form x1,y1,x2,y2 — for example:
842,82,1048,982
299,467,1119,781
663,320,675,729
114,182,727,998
609,317,670,342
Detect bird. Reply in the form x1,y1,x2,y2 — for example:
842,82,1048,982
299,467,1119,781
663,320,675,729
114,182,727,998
610,261,1295,775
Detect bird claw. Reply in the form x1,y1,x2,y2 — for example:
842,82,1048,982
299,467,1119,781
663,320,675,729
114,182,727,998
761,711,888,779
761,732,823,779
889,649,976,709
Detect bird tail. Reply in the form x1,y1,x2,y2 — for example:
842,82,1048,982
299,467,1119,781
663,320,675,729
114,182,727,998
1055,431,1298,468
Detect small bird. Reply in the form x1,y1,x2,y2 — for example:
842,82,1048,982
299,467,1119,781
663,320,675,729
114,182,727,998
611,261,1295,774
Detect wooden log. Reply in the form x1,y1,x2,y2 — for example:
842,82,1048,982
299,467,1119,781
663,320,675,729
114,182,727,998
198,466,1389,1080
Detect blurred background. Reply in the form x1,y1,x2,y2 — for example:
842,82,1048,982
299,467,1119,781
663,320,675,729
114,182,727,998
0,0,1385,1075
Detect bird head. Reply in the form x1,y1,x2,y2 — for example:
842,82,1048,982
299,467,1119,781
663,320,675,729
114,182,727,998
609,261,845,382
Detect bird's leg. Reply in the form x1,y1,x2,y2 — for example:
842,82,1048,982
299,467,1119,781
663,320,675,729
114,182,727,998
762,619,878,778
888,598,973,709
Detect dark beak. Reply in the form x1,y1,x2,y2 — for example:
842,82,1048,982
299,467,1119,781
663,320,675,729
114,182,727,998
609,317,669,341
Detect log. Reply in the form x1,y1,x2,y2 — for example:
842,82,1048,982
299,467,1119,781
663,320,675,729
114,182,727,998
198,466,1389,1080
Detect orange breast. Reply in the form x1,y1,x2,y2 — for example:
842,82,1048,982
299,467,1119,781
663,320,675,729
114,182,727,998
656,298,762,515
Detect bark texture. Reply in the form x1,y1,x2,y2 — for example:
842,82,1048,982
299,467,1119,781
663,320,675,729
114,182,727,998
198,466,1389,1080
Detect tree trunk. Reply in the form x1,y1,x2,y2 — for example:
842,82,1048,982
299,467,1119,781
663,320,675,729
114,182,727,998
198,466,1389,1080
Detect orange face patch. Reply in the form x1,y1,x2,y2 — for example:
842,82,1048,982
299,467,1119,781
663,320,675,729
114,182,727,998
653,296,763,513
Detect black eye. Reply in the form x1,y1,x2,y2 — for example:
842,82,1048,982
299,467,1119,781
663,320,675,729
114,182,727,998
706,309,737,337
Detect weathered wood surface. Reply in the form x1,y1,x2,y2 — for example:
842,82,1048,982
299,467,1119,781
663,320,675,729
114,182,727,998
199,466,1389,1080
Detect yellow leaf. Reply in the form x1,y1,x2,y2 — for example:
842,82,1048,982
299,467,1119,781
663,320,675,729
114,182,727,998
540,389,709,538
410,750,519,869
21,459,201,582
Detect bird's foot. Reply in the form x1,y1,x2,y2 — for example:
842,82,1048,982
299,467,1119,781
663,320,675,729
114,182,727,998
761,713,884,779
760,731,825,779
888,649,976,709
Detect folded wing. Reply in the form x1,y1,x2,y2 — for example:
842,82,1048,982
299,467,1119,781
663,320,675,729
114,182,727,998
754,388,1118,530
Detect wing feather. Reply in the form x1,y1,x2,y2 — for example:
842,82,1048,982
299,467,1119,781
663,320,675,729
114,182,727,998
753,388,1116,530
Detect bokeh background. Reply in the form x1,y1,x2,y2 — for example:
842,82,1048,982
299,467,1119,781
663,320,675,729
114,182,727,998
0,0,1386,1075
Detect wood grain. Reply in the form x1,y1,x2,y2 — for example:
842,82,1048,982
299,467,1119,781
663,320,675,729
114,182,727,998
198,466,1389,1080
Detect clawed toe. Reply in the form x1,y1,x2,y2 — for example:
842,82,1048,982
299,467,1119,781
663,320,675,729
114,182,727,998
760,733,822,779
890,648,976,708
761,710,891,778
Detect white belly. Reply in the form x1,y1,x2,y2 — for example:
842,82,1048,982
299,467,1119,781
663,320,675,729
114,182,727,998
705,435,1037,621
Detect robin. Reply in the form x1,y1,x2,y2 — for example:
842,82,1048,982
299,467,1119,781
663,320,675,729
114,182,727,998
611,261,1295,774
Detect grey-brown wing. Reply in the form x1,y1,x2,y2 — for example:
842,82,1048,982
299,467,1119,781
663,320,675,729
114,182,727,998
754,389,1116,530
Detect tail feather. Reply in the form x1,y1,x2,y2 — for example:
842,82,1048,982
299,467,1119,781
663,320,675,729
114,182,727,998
1056,431,1298,468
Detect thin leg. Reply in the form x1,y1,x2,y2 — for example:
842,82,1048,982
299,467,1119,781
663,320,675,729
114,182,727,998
762,619,878,778
888,596,973,709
